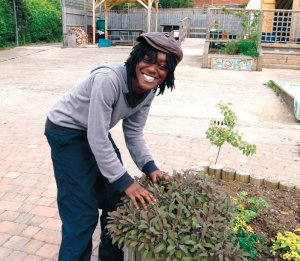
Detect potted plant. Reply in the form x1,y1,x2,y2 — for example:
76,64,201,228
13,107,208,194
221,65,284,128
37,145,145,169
222,31,229,40
107,171,247,261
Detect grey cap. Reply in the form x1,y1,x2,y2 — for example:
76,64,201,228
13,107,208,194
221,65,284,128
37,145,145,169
137,32,183,63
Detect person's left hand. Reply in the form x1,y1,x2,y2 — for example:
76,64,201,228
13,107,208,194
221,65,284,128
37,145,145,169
149,170,171,184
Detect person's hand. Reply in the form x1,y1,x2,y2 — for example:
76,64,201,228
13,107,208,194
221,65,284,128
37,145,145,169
149,170,171,184
124,181,156,210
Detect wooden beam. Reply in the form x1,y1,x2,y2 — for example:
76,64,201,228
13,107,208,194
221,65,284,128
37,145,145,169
105,0,109,39
95,0,105,9
137,0,148,9
147,0,153,32
155,0,158,31
293,0,300,10
93,0,96,44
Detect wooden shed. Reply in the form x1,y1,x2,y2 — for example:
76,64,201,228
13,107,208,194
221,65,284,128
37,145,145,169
92,0,159,44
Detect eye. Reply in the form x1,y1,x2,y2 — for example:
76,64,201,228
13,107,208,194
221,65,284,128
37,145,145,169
158,64,167,70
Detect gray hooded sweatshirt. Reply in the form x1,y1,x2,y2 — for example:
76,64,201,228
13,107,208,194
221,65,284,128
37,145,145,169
47,63,159,192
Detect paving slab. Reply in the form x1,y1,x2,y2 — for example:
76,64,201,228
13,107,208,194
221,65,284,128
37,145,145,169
0,38,300,260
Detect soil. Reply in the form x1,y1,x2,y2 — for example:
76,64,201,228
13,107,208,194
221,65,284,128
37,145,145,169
215,180,300,260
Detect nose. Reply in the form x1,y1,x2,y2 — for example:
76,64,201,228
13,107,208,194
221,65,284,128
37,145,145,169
146,63,159,74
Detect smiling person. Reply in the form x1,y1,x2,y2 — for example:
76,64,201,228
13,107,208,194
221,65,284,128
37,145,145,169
44,32,183,261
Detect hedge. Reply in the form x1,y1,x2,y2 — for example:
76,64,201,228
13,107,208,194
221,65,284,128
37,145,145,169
0,0,62,47
0,0,14,47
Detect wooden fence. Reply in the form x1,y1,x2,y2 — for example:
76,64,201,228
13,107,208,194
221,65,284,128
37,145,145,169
61,0,207,44
179,17,191,43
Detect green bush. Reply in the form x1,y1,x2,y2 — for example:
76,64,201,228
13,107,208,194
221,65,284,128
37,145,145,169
222,39,259,57
107,171,247,261
24,0,62,43
0,0,14,47
221,41,238,55
236,39,259,57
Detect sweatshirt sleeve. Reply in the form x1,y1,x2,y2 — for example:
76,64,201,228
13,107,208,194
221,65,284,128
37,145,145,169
87,72,134,191
122,99,159,174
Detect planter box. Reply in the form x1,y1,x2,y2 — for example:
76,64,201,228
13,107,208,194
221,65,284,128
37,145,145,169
202,41,263,71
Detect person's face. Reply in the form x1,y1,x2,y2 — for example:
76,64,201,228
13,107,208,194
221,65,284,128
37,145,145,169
132,52,168,94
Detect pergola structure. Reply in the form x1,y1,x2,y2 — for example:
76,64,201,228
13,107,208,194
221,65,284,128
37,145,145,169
92,0,159,44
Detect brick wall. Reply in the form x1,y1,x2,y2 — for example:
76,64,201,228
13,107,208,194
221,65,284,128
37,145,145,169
194,0,249,7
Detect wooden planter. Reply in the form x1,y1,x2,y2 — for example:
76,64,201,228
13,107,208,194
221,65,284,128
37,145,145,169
202,41,263,71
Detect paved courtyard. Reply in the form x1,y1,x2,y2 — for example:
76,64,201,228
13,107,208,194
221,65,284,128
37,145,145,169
0,38,300,260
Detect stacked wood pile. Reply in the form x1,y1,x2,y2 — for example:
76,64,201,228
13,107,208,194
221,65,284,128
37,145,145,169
70,27,88,46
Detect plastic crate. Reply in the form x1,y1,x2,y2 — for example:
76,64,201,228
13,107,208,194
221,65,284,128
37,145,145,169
98,39,110,47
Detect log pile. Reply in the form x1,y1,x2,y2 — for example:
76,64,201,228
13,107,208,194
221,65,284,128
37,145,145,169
69,27,88,46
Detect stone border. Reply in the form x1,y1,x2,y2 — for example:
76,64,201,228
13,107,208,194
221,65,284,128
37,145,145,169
191,161,298,191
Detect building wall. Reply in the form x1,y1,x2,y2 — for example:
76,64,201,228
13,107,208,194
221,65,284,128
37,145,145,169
194,0,249,7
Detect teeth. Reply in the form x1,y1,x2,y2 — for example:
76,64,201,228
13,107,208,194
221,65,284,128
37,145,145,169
143,74,155,82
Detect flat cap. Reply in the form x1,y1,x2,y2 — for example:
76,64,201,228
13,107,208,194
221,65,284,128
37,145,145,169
137,32,183,63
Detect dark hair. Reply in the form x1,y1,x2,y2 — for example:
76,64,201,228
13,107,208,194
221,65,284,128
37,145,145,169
125,40,177,95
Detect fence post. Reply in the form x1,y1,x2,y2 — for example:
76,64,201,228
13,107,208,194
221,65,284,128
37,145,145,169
61,0,68,47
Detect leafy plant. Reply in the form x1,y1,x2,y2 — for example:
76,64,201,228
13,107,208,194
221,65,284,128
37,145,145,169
205,101,257,164
271,228,300,261
0,0,62,47
0,0,14,47
221,7,261,57
236,39,259,57
221,41,238,55
24,0,62,43
221,39,259,57
107,171,248,261
229,192,269,259
264,80,280,96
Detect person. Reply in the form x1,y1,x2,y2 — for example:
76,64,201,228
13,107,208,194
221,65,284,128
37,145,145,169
44,32,183,261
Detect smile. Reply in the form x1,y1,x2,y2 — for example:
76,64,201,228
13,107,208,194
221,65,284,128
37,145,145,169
142,73,156,82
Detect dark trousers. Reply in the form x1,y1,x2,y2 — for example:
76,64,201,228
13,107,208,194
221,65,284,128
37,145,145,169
45,119,124,261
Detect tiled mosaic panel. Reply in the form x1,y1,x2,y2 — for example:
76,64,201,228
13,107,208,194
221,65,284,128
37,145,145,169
212,57,253,70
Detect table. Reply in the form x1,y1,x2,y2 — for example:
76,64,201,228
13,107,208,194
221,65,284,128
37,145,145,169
106,29,144,45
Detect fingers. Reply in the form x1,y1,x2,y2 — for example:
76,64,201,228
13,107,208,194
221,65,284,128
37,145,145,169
152,171,171,183
160,172,171,182
128,195,140,210
124,181,156,210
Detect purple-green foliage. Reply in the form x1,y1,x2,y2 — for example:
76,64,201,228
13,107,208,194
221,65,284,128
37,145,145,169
107,171,247,261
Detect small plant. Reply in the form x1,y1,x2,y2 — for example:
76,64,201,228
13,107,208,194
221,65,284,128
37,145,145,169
107,171,247,261
271,228,300,261
205,101,257,164
222,39,259,57
229,192,269,259
264,80,280,96
236,39,259,57
220,7,261,57
221,40,238,55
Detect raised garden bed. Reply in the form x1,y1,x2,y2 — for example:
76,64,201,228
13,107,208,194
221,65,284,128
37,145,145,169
109,169,300,261
202,41,263,71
